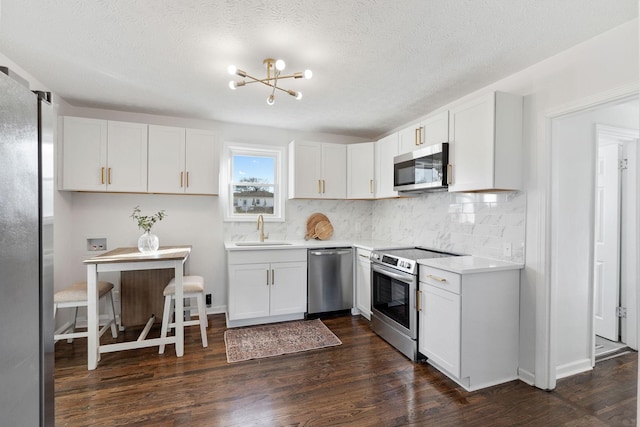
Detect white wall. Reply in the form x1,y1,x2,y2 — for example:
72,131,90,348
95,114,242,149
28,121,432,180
552,100,639,378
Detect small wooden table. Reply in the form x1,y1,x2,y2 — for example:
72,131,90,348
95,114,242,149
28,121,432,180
83,246,191,370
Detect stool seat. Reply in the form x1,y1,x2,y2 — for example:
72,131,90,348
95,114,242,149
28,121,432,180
54,281,114,303
159,275,208,353
163,275,204,296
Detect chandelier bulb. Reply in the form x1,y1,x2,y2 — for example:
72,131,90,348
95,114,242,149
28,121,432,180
275,59,286,71
304,69,313,79
227,65,237,75
228,81,237,90
296,91,303,100
266,94,275,105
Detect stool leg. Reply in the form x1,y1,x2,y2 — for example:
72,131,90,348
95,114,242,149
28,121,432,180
107,291,118,338
68,306,79,344
159,294,172,354
196,292,208,348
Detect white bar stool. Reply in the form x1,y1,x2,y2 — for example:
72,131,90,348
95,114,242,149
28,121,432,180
54,281,118,343
159,275,208,354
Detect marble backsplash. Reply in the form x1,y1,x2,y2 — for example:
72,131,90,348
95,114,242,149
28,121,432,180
224,191,526,263
372,191,526,263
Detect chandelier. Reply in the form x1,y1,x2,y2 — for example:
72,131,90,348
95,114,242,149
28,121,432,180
227,58,312,105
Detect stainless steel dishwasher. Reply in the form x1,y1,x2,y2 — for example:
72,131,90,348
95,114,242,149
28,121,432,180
307,247,353,316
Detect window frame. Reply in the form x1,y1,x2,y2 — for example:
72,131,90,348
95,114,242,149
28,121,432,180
221,142,286,222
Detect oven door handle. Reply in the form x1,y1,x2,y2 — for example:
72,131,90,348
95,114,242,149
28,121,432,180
372,265,414,285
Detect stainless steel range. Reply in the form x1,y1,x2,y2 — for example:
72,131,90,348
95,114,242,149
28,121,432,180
370,247,458,360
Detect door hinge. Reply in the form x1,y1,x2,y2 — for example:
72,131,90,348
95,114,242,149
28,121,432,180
616,307,627,318
619,159,628,170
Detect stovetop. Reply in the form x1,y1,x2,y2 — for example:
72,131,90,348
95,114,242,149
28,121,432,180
370,247,458,275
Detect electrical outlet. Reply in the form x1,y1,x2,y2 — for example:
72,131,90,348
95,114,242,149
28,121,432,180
205,293,212,306
503,243,512,257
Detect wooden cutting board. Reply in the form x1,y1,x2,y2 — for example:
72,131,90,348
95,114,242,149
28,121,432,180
313,220,334,240
305,213,330,240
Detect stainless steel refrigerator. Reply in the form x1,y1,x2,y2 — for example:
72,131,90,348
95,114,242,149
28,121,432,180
0,67,55,426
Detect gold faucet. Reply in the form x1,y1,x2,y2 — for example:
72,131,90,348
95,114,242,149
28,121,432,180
257,214,268,242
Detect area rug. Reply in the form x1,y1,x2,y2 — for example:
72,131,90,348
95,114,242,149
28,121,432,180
224,319,342,363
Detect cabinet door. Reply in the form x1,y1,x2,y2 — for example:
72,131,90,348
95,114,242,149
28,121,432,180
448,94,495,192
147,125,186,194
289,141,322,198
398,122,421,155
419,284,461,377
422,110,449,146
321,143,347,198
355,251,372,319
270,262,307,316
185,128,219,195
347,142,374,199
106,121,148,192
228,263,271,320
61,116,107,191
374,133,398,199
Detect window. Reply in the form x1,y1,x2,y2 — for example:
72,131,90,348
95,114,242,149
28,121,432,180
221,143,285,221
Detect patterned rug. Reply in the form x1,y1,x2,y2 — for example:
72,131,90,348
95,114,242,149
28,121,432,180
224,318,342,363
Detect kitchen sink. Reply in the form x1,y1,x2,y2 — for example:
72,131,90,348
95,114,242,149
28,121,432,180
234,241,293,246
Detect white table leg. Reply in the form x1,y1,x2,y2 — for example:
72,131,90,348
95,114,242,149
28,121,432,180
174,262,184,357
87,264,99,370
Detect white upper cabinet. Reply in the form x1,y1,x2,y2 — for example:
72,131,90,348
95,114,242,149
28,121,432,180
148,126,219,195
289,141,346,199
61,116,147,192
448,91,523,192
347,142,375,199
147,125,185,194
374,132,399,199
397,110,449,155
185,129,219,195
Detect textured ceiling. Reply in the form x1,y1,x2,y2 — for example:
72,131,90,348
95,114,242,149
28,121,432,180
0,0,637,138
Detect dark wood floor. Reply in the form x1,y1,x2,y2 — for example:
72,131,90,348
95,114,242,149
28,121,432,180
55,314,637,426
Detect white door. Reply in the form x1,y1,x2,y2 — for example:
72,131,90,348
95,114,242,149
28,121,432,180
594,143,621,341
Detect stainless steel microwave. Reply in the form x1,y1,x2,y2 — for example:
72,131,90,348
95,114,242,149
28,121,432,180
393,142,449,192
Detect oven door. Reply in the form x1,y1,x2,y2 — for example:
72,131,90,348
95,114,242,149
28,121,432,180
371,263,417,339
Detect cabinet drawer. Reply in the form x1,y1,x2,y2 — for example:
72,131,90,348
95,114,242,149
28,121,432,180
419,265,461,294
356,248,371,260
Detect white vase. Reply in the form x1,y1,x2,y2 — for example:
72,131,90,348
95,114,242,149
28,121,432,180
138,231,159,252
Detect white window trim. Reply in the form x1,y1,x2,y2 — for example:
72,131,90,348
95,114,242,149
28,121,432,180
220,142,286,222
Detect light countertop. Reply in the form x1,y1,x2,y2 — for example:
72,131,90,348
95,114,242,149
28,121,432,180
224,239,408,251
418,255,523,274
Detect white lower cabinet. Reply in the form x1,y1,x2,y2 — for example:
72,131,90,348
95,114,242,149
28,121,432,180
418,265,520,391
227,249,307,327
355,248,372,319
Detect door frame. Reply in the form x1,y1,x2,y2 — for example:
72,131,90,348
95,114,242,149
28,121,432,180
539,83,638,390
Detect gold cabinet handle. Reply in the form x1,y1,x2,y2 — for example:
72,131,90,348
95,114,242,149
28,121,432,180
322,179,326,194
318,179,321,194
271,269,275,285
416,290,422,311
414,128,420,146
266,269,270,286
180,171,184,188
427,274,447,283
370,179,373,194
419,127,424,145
107,168,112,185
447,164,452,185
101,167,105,184
186,171,189,188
